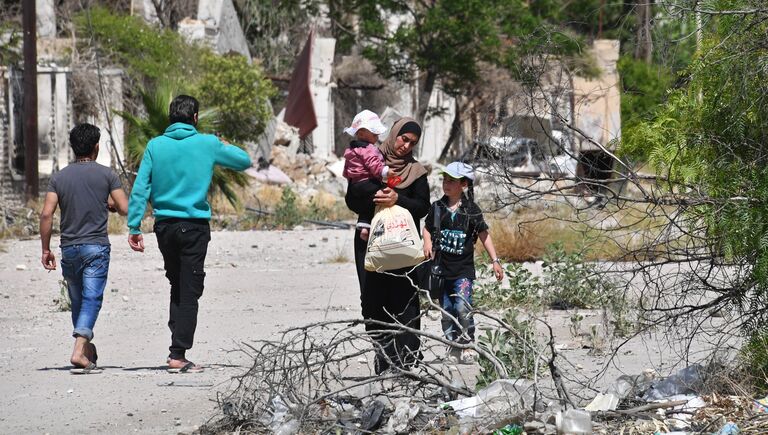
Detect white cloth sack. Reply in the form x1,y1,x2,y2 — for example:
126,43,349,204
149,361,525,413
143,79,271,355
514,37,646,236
364,205,425,272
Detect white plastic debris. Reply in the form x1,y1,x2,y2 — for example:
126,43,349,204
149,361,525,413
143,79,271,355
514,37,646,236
584,392,620,411
555,408,592,434
385,399,419,434
442,379,536,432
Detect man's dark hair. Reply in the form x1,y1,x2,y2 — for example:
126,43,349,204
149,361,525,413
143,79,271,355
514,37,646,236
69,123,101,157
169,95,199,125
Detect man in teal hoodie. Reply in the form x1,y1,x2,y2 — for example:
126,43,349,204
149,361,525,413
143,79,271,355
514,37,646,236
127,95,251,373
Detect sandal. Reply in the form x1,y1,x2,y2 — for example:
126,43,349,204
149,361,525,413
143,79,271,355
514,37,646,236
89,343,98,364
167,361,204,374
70,361,103,375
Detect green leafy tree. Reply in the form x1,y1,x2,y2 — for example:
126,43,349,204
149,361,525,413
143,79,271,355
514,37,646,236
74,7,194,82
622,1,768,334
617,55,674,133
78,7,276,207
234,0,322,75
194,51,275,143
335,0,588,125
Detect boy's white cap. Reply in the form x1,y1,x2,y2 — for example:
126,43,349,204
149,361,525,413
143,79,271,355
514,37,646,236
344,110,387,137
441,162,475,181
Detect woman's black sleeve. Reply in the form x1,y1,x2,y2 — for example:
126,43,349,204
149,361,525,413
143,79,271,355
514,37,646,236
396,175,431,220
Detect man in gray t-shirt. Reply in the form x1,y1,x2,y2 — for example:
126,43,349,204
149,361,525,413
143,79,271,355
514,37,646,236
39,123,128,374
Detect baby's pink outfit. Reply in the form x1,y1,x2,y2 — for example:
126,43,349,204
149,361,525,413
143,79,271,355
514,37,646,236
343,143,389,182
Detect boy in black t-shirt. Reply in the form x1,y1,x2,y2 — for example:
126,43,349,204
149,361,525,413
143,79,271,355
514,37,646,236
422,162,503,363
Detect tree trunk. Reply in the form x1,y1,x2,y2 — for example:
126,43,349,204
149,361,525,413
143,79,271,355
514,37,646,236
439,99,463,162
634,0,654,63
416,68,437,127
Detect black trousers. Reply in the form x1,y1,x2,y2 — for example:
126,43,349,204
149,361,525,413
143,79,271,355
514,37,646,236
154,218,210,360
345,179,383,225
361,266,422,373
354,228,368,296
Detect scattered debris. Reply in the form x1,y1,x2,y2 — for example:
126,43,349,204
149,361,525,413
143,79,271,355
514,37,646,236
359,399,386,432
555,408,592,434
245,165,292,185
385,399,420,434
643,365,703,401
442,379,537,433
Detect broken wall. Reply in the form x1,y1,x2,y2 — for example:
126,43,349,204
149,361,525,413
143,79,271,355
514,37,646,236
0,66,124,204
572,39,621,152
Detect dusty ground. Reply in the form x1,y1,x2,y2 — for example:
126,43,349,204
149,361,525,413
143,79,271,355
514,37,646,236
0,229,726,434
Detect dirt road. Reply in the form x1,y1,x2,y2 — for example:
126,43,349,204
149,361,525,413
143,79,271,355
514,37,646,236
0,229,717,434
0,229,362,434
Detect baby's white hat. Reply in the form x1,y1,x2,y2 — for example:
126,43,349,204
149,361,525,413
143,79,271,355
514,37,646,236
344,110,387,137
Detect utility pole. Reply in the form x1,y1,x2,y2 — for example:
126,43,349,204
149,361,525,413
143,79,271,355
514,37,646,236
22,0,39,201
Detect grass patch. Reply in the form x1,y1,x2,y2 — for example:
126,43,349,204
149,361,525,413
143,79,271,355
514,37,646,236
325,245,351,264
486,202,674,262
474,242,636,337
211,184,354,231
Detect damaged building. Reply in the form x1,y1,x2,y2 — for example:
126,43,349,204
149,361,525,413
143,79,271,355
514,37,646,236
0,0,621,205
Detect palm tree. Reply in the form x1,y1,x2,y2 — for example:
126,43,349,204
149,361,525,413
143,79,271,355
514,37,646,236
117,82,249,208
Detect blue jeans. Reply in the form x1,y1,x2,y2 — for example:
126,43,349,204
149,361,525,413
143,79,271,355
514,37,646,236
441,278,475,344
60,244,110,340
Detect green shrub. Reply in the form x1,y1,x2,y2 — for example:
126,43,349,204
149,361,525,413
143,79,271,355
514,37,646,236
193,51,275,143
273,187,303,229
75,7,193,81
476,309,540,388
741,332,768,392
541,242,618,309
474,262,540,309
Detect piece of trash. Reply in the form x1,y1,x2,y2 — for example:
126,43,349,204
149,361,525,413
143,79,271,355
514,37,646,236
156,381,214,387
360,400,385,432
385,398,419,434
356,357,367,364
661,395,706,429
643,365,703,400
755,396,768,413
584,392,620,411
555,408,592,434
716,421,740,435
66,388,73,394
122,296,129,302
442,379,536,433
259,395,297,435
605,370,657,401
496,423,524,434
15,264,26,271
